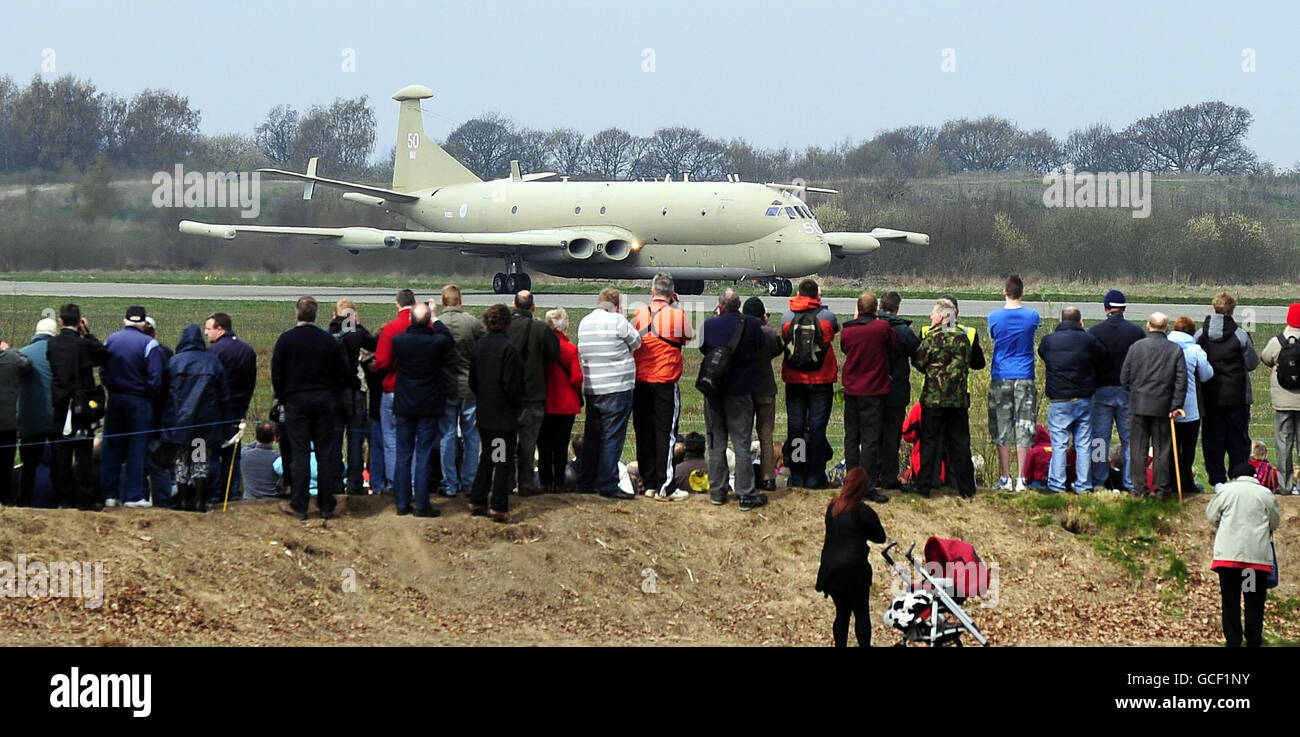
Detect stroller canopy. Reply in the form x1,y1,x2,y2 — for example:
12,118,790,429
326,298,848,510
924,536,990,601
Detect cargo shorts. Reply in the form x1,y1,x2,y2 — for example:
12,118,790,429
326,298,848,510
988,379,1037,447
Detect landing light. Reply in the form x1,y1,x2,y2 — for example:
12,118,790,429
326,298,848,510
630,241,642,251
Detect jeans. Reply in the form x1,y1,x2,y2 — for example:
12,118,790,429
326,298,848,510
785,383,834,486
440,398,480,496
381,392,397,483
704,393,755,500
101,393,154,503
579,390,633,495
334,390,368,491
1275,410,1300,493
393,414,441,512
368,416,388,491
19,434,55,506
1090,385,1132,489
1047,399,1092,492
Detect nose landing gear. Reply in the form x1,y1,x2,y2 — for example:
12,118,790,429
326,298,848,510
758,277,793,297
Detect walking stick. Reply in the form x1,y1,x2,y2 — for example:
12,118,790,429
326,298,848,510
1170,409,1186,503
221,421,247,513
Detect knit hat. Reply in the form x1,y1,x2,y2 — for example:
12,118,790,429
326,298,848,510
124,305,148,327
34,318,57,336
1288,303,1300,329
1103,290,1126,309
742,296,766,319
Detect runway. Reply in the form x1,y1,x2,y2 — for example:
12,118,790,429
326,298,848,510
0,280,1287,324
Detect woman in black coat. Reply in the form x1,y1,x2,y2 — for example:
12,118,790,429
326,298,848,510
468,304,523,522
816,467,887,646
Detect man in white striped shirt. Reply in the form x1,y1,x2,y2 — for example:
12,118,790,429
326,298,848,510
577,288,642,498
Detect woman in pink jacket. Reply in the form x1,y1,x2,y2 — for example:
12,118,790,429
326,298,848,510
540,308,584,493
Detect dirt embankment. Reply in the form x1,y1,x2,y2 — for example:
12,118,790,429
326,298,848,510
1,490,1296,646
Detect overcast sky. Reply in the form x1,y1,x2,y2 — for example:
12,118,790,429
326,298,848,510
3,0,1297,168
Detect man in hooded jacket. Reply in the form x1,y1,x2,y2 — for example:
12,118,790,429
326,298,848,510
162,324,230,512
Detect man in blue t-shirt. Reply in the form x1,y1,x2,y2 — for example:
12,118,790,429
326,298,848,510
987,275,1041,491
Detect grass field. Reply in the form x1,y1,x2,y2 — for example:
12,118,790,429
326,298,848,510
3,270,1298,305
0,292,1283,488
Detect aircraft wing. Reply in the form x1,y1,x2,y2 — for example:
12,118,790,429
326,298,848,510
178,220,634,254
257,167,421,203
825,228,930,255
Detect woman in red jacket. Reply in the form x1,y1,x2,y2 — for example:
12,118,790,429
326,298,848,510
540,308,584,493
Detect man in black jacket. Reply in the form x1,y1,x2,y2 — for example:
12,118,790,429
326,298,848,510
470,304,523,522
506,290,559,497
270,297,350,520
877,291,919,490
205,311,257,503
1120,312,1187,500
1088,289,1145,490
328,299,378,495
1038,307,1105,493
47,303,107,511
700,288,766,510
390,303,453,517
1195,292,1260,488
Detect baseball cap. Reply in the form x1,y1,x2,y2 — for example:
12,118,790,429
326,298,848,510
1103,290,1126,309
124,305,148,326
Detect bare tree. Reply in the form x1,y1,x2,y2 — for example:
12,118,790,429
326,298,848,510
255,104,299,167
584,127,641,180
1014,129,1063,173
287,96,376,175
545,127,586,176
445,112,519,179
120,88,201,169
1124,101,1256,173
937,116,1022,172
9,75,105,171
511,128,551,175
637,126,727,180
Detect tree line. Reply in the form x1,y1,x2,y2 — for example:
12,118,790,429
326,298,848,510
0,73,1277,184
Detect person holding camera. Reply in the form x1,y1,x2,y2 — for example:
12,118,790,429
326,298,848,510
47,303,108,511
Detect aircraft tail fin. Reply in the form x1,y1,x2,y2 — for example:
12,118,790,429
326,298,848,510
392,84,481,191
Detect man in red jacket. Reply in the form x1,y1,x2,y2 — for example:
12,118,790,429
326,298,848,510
370,288,417,493
840,291,897,502
780,279,840,489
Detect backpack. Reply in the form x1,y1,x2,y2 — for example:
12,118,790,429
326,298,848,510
1276,332,1300,391
334,329,368,393
696,316,746,397
784,309,826,371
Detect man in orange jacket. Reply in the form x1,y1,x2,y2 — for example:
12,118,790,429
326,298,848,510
780,278,840,489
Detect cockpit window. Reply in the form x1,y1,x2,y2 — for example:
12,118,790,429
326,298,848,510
798,206,813,218
765,206,780,216
785,207,798,218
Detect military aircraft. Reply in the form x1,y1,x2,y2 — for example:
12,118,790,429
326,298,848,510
179,84,928,296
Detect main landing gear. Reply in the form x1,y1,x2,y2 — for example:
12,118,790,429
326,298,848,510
492,254,531,294
757,277,793,297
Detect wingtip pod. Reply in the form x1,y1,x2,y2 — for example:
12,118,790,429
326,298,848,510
178,220,236,240
824,232,882,254
392,84,434,102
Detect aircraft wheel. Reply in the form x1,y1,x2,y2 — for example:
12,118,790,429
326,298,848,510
492,273,507,294
780,278,793,297
766,280,780,297
504,273,519,294
520,273,532,292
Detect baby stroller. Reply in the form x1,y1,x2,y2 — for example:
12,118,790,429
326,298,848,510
882,537,990,647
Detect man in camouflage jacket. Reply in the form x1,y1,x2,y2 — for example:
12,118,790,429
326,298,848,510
911,298,978,498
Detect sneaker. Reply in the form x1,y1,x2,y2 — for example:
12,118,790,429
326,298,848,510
993,477,1013,492
645,488,657,498
665,489,689,501
124,499,152,509
1291,489,1299,496
1072,487,1092,495
104,498,120,508
710,493,727,506
1014,477,1028,493
738,493,769,511
1213,483,1225,494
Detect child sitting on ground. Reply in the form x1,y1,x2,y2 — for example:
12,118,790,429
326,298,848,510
1248,440,1279,492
